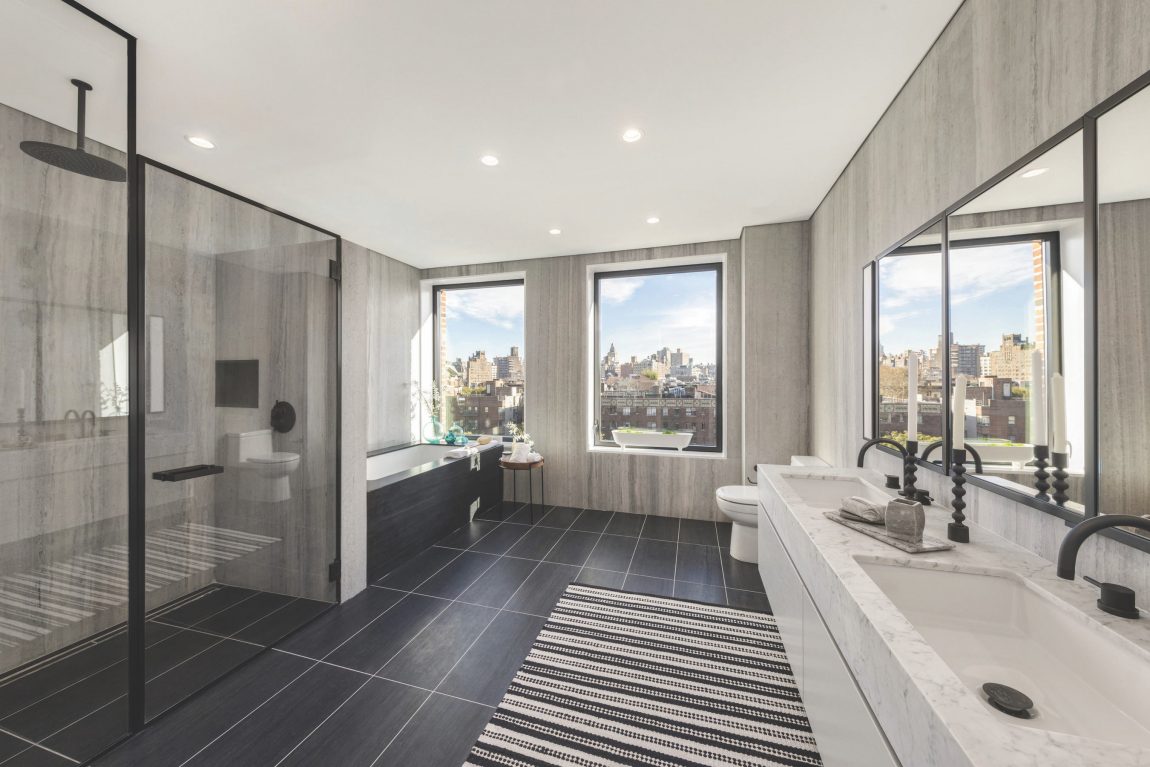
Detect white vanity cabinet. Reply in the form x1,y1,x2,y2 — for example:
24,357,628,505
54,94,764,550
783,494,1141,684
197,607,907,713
758,497,900,767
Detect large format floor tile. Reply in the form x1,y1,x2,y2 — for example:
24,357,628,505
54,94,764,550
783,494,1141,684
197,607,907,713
324,594,449,673
437,611,547,706
275,678,427,766
181,663,366,766
503,562,582,616
374,693,493,766
90,509,771,767
377,601,498,688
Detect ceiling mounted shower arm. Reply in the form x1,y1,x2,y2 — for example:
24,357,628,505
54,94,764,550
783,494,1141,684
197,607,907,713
71,79,92,151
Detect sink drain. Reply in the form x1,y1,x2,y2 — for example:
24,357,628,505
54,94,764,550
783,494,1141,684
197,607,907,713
982,682,1035,719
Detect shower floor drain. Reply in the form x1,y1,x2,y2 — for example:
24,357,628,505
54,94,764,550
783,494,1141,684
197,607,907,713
982,682,1035,719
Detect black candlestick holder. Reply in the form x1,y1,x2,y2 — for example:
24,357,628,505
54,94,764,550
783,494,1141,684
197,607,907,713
902,440,919,499
1032,445,1050,502
949,448,969,543
1051,451,1070,506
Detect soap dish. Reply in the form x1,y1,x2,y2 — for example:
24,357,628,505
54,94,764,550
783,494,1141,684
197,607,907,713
823,512,955,553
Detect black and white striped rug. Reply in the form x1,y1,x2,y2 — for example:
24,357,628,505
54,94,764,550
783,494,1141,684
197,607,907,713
465,584,822,767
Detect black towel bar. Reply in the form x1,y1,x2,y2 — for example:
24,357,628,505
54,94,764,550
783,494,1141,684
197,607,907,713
152,464,225,482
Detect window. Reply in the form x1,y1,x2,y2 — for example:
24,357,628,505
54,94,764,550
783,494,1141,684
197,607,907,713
433,281,525,437
875,241,944,446
948,233,1059,451
594,263,723,451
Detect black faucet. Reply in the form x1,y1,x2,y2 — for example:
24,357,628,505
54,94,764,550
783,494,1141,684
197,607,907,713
856,438,906,468
1057,514,1150,619
919,440,984,474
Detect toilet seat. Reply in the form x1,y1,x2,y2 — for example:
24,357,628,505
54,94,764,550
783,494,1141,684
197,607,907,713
247,452,299,465
716,485,757,506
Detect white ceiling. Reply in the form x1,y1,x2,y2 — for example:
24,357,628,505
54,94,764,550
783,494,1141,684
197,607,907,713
64,0,963,268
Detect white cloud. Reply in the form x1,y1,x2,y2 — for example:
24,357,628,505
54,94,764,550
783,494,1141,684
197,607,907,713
599,276,646,304
443,284,524,330
880,243,1032,309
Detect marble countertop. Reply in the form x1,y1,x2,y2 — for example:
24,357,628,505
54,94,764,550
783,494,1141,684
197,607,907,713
757,464,1150,767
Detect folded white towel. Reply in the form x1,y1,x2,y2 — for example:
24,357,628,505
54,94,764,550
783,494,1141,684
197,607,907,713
445,447,477,459
840,495,884,524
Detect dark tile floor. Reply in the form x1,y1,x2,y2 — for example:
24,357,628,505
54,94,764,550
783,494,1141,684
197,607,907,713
91,505,770,767
0,587,329,766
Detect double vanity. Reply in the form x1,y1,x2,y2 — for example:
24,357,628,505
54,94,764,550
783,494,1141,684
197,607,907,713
755,464,1150,767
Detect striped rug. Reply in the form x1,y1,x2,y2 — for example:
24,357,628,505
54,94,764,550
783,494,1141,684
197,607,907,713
466,584,822,767
0,522,280,651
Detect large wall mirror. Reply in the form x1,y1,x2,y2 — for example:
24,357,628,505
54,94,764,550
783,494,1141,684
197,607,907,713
947,130,1086,511
1097,79,1150,539
864,68,1150,552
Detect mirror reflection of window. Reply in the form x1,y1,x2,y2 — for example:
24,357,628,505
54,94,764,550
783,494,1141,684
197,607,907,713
947,235,1054,449
876,234,944,450
1098,83,1150,526
948,130,1084,508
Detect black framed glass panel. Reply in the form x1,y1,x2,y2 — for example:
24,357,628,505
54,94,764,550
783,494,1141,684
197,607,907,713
594,263,723,452
0,0,132,762
431,281,525,441
947,130,1086,510
140,161,338,720
1097,81,1150,536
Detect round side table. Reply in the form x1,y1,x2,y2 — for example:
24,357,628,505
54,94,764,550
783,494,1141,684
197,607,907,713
499,457,545,522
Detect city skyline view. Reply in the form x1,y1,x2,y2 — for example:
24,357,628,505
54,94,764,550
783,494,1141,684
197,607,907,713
879,242,1038,354
598,270,719,364
439,284,525,365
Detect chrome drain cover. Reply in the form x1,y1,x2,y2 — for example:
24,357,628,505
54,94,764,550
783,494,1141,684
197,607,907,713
982,682,1035,719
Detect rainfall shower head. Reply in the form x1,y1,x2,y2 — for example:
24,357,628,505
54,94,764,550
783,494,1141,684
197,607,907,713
20,78,126,182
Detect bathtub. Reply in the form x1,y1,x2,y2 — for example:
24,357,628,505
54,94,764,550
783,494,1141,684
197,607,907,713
365,442,504,581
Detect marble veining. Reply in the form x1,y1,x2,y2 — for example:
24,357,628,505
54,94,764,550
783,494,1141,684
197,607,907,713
759,463,1150,767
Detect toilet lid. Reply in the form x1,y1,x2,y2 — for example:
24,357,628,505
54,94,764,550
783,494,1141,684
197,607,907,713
247,452,299,464
717,485,757,505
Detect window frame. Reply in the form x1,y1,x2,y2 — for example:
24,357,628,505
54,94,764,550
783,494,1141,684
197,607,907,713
591,262,724,453
431,278,525,438
871,231,1062,447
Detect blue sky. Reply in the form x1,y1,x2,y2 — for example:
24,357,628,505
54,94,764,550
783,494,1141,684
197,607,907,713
440,284,524,364
879,242,1038,355
599,270,718,364
439,273,719,369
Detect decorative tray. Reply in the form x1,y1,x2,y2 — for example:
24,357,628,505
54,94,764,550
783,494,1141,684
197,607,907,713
823,512,955,553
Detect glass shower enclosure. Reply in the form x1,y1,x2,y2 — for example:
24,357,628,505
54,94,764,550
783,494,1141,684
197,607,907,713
0,2,339,763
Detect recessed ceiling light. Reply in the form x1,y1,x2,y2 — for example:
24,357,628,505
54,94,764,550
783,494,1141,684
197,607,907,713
622,128,643,143
480,155,500,166
548,228,561,235
186,135,215,150
1020,167,1048,179
646,216,660,224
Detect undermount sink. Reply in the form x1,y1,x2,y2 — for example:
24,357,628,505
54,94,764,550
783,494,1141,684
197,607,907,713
779,472,890,509
858,558,1150,748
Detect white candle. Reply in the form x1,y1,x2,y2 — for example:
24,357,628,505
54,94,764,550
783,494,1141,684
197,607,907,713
906,356,919,443
952,374,967,451
1050,372,1067,454
1029,350,1046,446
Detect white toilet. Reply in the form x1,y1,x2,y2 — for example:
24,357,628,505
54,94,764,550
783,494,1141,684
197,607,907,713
226,429,300,503
715,485,759,563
